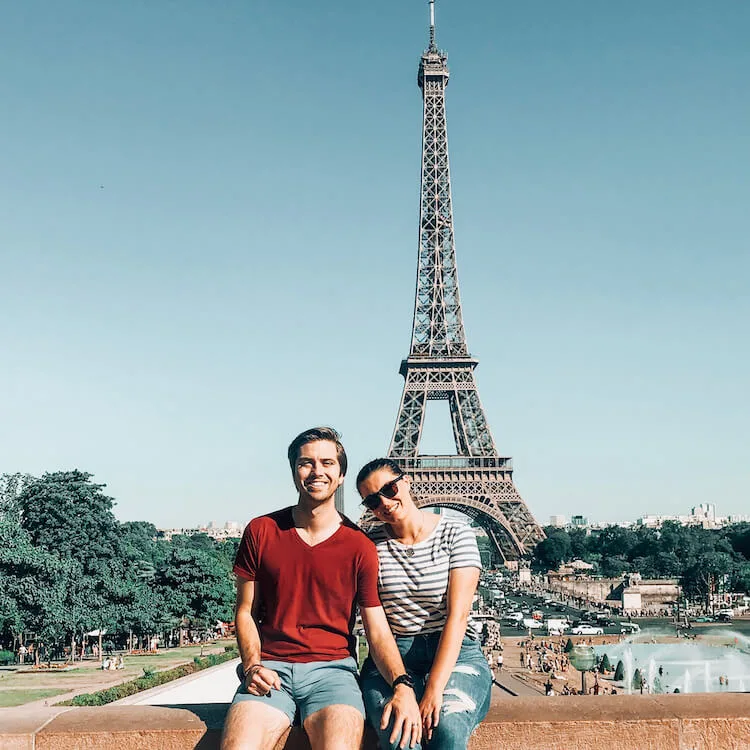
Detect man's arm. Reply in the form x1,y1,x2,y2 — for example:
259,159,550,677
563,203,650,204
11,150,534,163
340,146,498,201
234,577,280,695
360,605,422,749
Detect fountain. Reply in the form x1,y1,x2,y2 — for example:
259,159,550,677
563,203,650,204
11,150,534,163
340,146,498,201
623,646,634,695
595,629,750,695
647,657,656,693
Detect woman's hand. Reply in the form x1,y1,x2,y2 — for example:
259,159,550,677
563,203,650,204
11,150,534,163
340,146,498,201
419,684,444,741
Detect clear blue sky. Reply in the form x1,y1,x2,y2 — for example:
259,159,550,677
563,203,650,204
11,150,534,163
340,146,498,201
2,1,748,528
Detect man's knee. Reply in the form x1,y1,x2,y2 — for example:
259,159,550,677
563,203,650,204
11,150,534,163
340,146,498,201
221,701,291,750
304,704,364,750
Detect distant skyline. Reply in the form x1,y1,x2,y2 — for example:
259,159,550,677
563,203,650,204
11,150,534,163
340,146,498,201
159,499,750,533
1,1,748,527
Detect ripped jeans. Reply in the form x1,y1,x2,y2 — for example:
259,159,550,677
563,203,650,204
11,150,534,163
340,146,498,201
361,633,492,750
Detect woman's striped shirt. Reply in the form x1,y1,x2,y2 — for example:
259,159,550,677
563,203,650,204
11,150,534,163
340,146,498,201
368,515,482,638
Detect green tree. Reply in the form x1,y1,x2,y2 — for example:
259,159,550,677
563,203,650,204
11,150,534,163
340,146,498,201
599,555,631,578
156,546,234,626
682,551,736,609
614,660,624,681
599,653,611,673
18,471,127,575
15,471,136,645
732,562,750,594
592,526,637,559
533,530,572,571
568,528,591,561
725,523,750,561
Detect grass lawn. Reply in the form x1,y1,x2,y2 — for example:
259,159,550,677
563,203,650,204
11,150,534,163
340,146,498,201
0,640,237,707
0,688,68,708
358,638,370,668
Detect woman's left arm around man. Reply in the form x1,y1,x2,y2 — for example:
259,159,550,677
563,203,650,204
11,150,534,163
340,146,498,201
419,566,480,741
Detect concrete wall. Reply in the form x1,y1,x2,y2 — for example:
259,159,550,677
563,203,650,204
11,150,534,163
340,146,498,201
3,693,750,750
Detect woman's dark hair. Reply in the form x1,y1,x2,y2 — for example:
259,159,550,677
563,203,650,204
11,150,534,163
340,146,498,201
287,427,348,476
355,458,403,492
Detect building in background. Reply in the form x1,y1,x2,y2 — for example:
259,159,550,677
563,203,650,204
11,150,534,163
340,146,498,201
335,483,345,515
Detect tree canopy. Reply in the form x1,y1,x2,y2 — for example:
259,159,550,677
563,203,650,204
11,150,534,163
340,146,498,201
1,471,237,649
531,519,750,602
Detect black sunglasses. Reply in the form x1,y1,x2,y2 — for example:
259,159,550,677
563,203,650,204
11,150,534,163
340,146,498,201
361,474,404,511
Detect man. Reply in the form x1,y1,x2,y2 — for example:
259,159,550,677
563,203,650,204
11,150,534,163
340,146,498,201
221,427,421,750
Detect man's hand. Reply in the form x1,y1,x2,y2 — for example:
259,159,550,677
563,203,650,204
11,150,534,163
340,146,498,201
381,684,422,749
244,665,281,696
419,685,443,741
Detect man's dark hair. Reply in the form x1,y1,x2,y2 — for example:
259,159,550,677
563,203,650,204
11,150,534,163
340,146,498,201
355,457,403,491
287,427,348,476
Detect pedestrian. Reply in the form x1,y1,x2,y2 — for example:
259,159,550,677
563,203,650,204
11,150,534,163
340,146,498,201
221,427,421,750
17,644,27,665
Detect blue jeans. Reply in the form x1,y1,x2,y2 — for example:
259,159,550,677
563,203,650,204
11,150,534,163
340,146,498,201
361,634,492,750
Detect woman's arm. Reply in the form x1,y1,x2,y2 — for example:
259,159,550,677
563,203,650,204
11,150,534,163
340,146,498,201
419,566,480,738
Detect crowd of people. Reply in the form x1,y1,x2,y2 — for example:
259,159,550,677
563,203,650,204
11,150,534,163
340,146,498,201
518,637,570,676
101,655,125,670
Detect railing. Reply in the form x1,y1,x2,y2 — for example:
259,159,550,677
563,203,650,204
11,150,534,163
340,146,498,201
397,455,513,471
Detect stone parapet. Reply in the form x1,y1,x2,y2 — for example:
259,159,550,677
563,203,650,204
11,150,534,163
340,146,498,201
2,693,749,749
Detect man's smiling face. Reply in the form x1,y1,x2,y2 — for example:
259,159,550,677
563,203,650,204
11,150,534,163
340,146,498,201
293,439,344,504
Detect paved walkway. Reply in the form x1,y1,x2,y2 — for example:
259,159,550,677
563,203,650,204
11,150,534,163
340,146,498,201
115,659,242,705
494,671,543,697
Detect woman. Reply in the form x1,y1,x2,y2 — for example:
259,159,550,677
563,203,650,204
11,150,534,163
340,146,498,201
356,458,492,750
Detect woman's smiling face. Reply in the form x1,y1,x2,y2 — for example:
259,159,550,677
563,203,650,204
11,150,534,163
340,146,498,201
358,468,411,522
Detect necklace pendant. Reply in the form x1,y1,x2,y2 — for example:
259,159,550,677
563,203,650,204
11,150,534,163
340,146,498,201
406,547,415,557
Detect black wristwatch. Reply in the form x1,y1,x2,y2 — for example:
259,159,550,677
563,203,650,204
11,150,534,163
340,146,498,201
391,673,415,690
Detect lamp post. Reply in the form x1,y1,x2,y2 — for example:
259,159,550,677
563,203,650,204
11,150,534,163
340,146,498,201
569,644,596,694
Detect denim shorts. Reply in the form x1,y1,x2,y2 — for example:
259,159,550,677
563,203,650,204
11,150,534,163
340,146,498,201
232,657,365,725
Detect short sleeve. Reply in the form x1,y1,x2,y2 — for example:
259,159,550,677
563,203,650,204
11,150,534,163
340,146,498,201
448,523,482,570
233,522,258,580
356,537,382,608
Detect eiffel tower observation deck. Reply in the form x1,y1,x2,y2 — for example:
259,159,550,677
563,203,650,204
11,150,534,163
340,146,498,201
377,1,545,562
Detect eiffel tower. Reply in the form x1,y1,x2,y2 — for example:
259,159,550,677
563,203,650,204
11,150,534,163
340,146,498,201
378,1,545,562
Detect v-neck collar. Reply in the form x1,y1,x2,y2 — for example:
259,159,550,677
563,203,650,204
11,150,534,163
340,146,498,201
288,507,344,550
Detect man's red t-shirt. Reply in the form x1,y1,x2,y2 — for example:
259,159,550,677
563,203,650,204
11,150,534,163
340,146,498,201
233,507,381,662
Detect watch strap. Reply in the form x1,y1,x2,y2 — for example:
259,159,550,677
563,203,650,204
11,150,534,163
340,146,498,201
391,673,414,690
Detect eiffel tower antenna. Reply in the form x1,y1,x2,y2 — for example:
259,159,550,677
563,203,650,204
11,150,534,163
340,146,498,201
429,0,436,50
370,6,545,562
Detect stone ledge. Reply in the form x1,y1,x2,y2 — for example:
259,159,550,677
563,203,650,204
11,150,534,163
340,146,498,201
1,693,748,750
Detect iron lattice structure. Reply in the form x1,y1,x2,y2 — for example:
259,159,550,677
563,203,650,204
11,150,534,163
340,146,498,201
371,3,544,561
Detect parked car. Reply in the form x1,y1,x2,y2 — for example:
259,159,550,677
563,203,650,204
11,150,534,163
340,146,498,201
519,618,545,630
571,625,604,635
544,618,570,635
